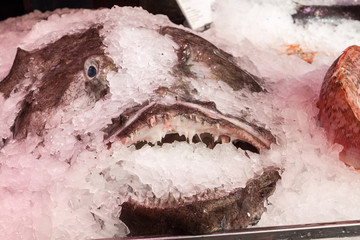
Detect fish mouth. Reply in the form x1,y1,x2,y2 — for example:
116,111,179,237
101,25,278,235
104,97,279,235
104,100,275,153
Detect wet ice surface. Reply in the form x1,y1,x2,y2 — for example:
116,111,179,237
0,1,360,239
207,0,360,227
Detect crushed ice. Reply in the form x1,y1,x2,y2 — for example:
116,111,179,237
0,1,360,239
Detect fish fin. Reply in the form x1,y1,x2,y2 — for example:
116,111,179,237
339,148,360,169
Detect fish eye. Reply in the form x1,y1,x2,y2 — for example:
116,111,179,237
88,66,97,78
84,58,99,80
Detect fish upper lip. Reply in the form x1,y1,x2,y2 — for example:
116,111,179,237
103,98,275,151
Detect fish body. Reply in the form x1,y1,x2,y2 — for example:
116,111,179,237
0,8,279,236
317,45,360,168
292,4,360,25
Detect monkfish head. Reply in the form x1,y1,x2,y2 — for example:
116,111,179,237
0,7,279,236
0,25,275,155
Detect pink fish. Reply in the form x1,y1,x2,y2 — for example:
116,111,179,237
318,45,360,168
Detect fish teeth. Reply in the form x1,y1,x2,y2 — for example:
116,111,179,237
201,188,212,200
188,133,193,143
148,116,155,127
206,188,216,199
180,115,186,122
153,130,163,143
158,198,165,208
161,131,167,140
167,192,177,206
154,197,161,207
178,193,184,204
184,131,190,140
220,135,230,143
193,194,199,201
200,191,207,200
189,132,196,143
142,198,149,206
150,196,157,208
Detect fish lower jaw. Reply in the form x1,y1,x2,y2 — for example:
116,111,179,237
118,113,261,153
120,168,281,236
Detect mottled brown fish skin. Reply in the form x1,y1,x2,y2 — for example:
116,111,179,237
317,45,360,168
0,26,106,139
292,5,360,25
159,26,264,93
120,168,281,236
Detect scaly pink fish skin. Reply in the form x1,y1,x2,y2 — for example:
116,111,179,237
317,45,360,168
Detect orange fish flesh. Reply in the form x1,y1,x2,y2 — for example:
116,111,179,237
285,44,316,64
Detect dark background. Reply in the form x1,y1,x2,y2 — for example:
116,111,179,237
0,0,185,23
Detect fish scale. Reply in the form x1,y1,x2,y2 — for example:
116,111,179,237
317,45,360,168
